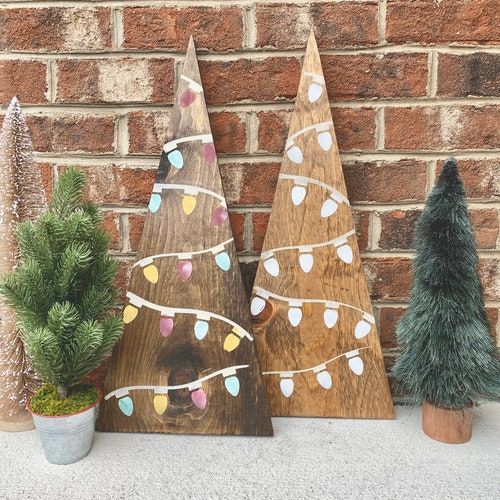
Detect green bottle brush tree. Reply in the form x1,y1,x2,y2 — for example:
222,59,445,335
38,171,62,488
0,168,123,415
393,158,499,412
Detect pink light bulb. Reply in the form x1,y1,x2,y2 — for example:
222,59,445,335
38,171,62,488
180,89,196,108
203,144,216,163
177,260,193,281
159,316,174,337
211,207,228,226
191,389,207,409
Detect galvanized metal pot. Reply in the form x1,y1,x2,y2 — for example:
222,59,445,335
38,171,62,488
29,389,102,465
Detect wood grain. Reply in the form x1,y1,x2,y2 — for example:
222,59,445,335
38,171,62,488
251,32,394,419
422,401,472,444
97,38,273,436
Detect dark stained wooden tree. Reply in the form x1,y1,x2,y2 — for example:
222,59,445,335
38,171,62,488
250,32,394,419
98,38,272,436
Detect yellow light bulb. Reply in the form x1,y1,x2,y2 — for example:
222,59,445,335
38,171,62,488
143,264,159,284
123,305,138,324
223,333,241,352
153,394,169,415
182,195,197,215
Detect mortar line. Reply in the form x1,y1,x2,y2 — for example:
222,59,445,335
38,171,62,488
378,0,387,45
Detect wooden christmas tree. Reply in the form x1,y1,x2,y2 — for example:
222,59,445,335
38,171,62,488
0,97,46,431
251,32,394,419
98,39,272,436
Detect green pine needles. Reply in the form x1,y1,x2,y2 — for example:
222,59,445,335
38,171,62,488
0,168,123,400
394,158,499,409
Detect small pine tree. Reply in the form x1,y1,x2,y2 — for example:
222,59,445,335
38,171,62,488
0,168,123,400
393,158,499,409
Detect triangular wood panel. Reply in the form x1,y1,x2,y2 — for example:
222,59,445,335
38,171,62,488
98,39,273,436
251,32,394,419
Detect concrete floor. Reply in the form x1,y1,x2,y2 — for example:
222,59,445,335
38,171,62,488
0,404,498,499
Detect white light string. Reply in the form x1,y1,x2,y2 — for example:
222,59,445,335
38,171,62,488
261,229,356,276
180,74,203,94
148,183,228,219
286,121,334,164
105,365,249,415
124,292,253,351
262,348,369,397
251,286,375,337
133,238,234,283
279,173,349,217
163,133,213,154
304,72,326,104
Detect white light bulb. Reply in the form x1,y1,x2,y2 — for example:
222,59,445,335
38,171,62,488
280,378,294,398
250,296,266,316
337,244,353,264
264,257,280,277
317,131,333,151
348,356,364,376
299,253,314,273
316,370,333,390
288,307,302,327
287,145,303,164
291,185,307,206
321,198,338,218
308,83,323,103
323,308,339,329
354,319,372,339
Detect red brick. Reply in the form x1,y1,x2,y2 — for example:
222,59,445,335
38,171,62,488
128,214,145,253
56,58,175,103
0,61,47,104
127,111,247,155
363,257,413,301
478,259,499,301
115,259,134,301
228,211,246,253
385,106,500,151
486,308,499,341
469,209,499,250
378,307,406,348
257,108,376,153
123,6,244,52
0,7,111,52
386,0,500,45
436,159,499,200
438,54,500,97
103,212,121,251
322,54,428,99
344,160,428,204
57,165,155,206
379,210,420,250
252,212,270,253
256,2,378,49
220,162,280,206
200,58,301,105
37,162,54,200
27,114,115,154
352,209,370,252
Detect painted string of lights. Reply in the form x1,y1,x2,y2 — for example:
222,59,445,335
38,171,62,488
105,365,249,416
280,173,349,218
286,121,333,164
304,72,326,104
124,292,253,351
251,286,375,337
261,229,356,277
134,237,234,284
262,348,369,398
179,74,203,108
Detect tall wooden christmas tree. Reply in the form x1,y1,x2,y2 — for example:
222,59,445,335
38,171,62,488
251,32,394,419
0,97,46,431
98,39,272,436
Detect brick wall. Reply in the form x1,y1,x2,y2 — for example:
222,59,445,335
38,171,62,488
1,1,499,387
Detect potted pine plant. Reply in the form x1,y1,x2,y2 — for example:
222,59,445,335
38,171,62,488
393,158,499,444
0,168,123,463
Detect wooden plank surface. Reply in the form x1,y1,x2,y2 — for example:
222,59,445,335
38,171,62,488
98,38,273,436
251,32,394,419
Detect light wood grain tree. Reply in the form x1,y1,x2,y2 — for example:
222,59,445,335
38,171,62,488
0,97,46,431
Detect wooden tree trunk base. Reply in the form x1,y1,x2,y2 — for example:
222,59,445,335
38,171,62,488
0,415,34,432
422,400,472,444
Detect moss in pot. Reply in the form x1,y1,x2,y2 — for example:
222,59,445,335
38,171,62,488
0,168,123,463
